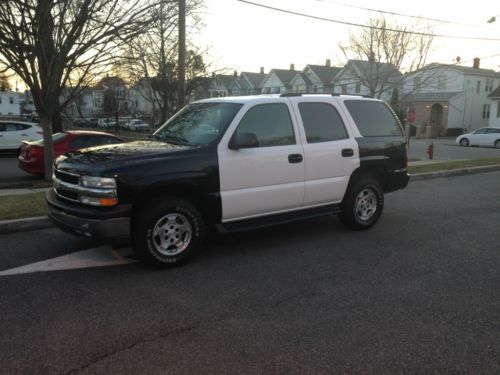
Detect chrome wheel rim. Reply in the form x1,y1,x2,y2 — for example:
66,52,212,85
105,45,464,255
354,188,378,221
152,213,192,256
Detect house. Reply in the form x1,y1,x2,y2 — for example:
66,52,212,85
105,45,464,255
0,91,21,116
207,74,239,98
402,59,500,136
239,68,266,95
487,86,500,128
332,59,403,102
290,60,342,94
260,65,299,94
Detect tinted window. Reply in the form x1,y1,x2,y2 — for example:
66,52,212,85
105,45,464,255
474,128,488,134
34,132,68,145
97,136,121,145
235,103,295,147
298,102,348,143
344,100,403,137
69,136,97,148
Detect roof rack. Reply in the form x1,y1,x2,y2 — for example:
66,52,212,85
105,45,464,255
279,93,302,97
331,93,373,98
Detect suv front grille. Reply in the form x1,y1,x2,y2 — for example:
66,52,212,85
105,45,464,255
54,169,79,185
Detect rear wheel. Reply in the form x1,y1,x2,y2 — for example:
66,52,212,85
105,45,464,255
339,177,384,230
459,138,469,147
132,198,205,267
495,140,500,149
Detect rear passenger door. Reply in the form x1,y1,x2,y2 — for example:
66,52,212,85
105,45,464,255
218,101,305,222
291,98,359,206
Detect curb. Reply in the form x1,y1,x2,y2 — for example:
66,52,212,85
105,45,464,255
409,164,500,181
0,216,53,235
1,165,499,235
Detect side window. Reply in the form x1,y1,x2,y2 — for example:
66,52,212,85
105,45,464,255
298,102,348,143
98,136,121,145
474,129,487,134
234,103,295,147
344,100,403,137
69,136,93,148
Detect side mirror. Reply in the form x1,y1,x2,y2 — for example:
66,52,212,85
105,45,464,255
228,132,259,150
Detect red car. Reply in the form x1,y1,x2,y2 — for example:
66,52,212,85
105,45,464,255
19,130,123,175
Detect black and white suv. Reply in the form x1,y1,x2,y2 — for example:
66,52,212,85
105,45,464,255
47,94,410,267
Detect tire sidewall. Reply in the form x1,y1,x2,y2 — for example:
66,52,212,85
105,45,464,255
460,138,469,146
134,199,204,267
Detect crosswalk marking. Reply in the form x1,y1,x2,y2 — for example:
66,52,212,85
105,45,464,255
0,246,136,276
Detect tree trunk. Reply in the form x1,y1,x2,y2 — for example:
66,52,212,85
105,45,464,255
40,114,54,181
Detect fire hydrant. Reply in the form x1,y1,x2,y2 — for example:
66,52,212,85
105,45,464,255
426,143,434,160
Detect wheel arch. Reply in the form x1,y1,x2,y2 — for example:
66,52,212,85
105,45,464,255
346,165,388,194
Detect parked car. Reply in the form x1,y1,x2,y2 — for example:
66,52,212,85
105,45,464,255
19,130,123,174
456,127,500,148
0,120,43,151
47,94,410,267
97,118,117,129
126,119,150,132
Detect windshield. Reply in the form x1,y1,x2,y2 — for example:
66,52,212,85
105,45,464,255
154,102,243,145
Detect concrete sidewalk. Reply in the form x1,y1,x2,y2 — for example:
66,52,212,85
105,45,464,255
1,164,500,235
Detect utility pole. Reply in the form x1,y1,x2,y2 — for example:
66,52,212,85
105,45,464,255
177,0,186,110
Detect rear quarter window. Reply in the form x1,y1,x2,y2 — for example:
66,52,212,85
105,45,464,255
344,100,403,137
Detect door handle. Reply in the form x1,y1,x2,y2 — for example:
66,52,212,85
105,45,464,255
342,148,354,157
288,154,303,163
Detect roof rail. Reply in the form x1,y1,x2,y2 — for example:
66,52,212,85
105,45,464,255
331,93,373,98
280,93,302,97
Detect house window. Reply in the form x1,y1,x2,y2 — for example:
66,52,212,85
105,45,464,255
482,104,490,119
485,79,494,92
476,81,481,94
9,97,14,104
355,82,361,93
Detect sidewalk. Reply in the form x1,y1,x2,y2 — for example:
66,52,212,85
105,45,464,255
1,162,500,235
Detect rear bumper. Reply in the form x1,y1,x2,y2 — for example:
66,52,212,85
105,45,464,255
46,188,131,240
385,170,410,192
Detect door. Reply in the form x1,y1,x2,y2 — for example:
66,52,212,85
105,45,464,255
292,99,359,206
218,102,305,222
470,128,489,146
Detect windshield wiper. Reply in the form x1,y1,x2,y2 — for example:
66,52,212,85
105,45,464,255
153,131,190,145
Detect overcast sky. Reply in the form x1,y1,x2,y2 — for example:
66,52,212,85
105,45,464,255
192,0,500,74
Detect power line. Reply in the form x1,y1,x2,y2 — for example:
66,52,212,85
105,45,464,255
236,0,500,42
311,0,489,28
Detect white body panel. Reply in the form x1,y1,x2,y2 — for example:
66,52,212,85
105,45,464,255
0,122,42,150
217,96,362,223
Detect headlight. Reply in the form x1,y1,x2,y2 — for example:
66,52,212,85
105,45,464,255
80,176,117,189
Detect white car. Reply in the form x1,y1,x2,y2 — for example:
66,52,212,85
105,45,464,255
0,120,43,151
456,127,500,148
127,119,150,132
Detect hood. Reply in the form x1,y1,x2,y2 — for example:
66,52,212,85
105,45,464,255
55,140,193,172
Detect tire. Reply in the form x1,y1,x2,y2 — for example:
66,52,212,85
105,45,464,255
459,138,469,147
132,198,205,268
495,140,500,149
339,177,384,230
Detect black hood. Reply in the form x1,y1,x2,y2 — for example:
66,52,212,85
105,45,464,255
55,140,194,172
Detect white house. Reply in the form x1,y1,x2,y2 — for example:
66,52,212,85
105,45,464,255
291,61,342,94
402,59,500,136
487,86,500,128
0,91,21,116
260,65,299,94
332,59,403,102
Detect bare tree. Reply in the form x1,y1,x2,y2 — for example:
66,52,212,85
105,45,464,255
119,0,207,124
339,17,434,101
0,0,159,180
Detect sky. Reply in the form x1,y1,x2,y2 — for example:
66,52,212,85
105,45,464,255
192,0,500,74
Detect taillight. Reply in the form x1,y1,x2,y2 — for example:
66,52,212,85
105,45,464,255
28,146,42,159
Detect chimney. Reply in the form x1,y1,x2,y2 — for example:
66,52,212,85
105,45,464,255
260,67,264,75
473,57,480,69
234,70,238,77
290,63,295,71
326,59,331,67
212,72,216,78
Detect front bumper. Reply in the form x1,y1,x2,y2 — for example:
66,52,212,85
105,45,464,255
46,188,131,240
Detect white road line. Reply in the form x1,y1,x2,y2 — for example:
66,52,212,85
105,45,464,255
0,246,137,276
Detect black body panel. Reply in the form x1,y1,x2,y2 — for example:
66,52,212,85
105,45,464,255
355,136,409,192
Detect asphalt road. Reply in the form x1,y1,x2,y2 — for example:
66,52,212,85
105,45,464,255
0,171,499,373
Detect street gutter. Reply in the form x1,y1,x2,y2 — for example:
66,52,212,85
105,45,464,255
1,164,500,235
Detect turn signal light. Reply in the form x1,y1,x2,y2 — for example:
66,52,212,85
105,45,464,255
99,198,119,207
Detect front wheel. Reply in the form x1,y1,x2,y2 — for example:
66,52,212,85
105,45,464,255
132,198,205,268
339,178,384,230
459,138,469,147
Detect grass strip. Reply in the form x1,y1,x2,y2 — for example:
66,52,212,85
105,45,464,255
408,157,500,174
0,192,48,221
